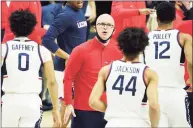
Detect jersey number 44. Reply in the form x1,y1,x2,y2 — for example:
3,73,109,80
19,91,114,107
112,75,137,96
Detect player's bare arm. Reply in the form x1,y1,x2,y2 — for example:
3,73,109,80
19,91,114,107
58,100,71,128
180,33,192,85
43,60,62,127
89,65,110,112
145,68,160,128
87,0,96,23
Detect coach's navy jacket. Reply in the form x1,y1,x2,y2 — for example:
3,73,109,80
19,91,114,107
42,5,87,71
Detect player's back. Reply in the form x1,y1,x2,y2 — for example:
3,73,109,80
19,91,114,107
105,60,147,120
2,37,46,94
145,29,185,88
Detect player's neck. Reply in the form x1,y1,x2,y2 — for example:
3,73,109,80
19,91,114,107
158,23,173,30
122,56,139,63
15,36,28,39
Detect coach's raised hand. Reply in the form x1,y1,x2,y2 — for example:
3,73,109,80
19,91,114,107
139,8,155,15
63,104,76,124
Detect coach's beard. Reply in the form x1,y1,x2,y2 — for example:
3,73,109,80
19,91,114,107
96,30,114,44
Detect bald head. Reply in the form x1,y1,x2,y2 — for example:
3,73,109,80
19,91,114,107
95,14,115,42
96,14,115,26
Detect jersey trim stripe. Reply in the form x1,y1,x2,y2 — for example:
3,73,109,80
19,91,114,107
106,62,113,82
142,88,148,103
143,51,146,64
185,96,192,127
177,31,183,48
119,60,126,62
2,43,9,77
153,28,175,31
38,45,43,64
105,62,113,91
143,66,148,87
118,60,141,63
3,75,8,78
184,85,191,90
13,39,32,42
142,66,148,103
141,102,147,105
180,63,184,66
4,43,9,61
132,62,141,63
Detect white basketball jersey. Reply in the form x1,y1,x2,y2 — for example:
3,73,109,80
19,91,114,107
1,37,52,94
105,60,147,120
145,29,185,88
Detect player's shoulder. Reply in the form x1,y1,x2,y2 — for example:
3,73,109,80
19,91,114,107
39,45,51,54
4,40,25,46
179,32,192,42
1,42,7,51
144,67,158,79
6,40,17,45
102,64,111,71
179,31,192,37
100,64,111,80
147,30,156,37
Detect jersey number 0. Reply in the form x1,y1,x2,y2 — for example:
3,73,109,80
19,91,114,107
18,53,29,71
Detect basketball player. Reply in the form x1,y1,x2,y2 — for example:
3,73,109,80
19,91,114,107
89,27,160,127
1,9,61,127
144,2,192,127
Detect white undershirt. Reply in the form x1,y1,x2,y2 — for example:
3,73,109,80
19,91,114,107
6,0,11,7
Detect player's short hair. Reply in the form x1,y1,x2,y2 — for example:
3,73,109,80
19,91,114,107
156,1,176,24
9,9,37,37
117,27,149,60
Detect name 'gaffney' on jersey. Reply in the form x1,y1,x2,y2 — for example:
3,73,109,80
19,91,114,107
115,65,140,74
12,44,34,51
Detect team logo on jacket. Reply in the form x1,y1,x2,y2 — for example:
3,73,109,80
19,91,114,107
77,21,87,28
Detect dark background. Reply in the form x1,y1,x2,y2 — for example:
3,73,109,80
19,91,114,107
40,1,113,24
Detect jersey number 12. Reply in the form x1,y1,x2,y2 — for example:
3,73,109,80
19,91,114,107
154,41,170,59
112,75,137,96
18,53,29,71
